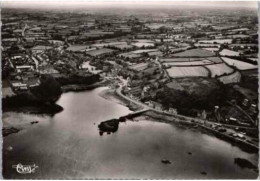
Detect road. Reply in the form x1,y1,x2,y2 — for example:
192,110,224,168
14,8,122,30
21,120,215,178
116,86,150,110
115,83,258,144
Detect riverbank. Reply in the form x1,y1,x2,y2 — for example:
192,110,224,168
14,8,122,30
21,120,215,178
136,111,259,153
61,80,110,92
99,87,142,111
2,112,50,137
3,86,258,179
2,79,109,115
2,94,63,115
2,86,129,137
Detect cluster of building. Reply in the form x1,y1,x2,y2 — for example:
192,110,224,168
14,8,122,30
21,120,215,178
2,8,258,128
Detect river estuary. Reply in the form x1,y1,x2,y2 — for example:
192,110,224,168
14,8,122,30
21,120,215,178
3,87,258,179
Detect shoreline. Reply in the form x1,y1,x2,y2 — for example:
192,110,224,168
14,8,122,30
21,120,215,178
2,112,50,137
4,86,259,154
98,87,142,111
2,81,107,137
2,85,140,138
61,80,109,92
118,110,259,153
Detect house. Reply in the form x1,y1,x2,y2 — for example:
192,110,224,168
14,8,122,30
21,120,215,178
16,65,34,73
242,99,249,107
201,110,207,119
169,108,177,114
10,81,28,92
128,86,142,97
249,104,257,113
146,101,163,111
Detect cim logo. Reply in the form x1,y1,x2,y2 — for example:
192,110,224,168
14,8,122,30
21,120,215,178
12,163,38,174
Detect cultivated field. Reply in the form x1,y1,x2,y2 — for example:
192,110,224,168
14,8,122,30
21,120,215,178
132,39,155,47
218,71,242,84
173,48,215,57
131,49,158,54
129,63,149,71
132,42,155,47
160,57,223,63
160,57,204,62
205,63,234,77
166,66,209,78
163,59,213,66
206,57,223,63
222,57,258,70
219,49,240,56
198,39,233,44
195,43,220,47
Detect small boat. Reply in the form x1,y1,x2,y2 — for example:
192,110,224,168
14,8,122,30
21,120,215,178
161,159,171,164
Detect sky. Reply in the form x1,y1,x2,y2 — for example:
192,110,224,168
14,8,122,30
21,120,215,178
1,0,258,9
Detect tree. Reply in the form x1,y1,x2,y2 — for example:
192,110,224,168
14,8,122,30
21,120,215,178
30,75,62,104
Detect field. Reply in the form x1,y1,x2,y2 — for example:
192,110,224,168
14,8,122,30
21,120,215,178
160,57,204,62
206,57,223,63
218,71,241,84
131,49,158,54
132,42,155,47
222,57,258,70
202,48,219,52
119,52,141,58
169,77,222,96
166,66,209,78
195,43,220,47
160,57,223,64
86,48,115,57
205,63,234,77
219,49,240,56
92,41,127,48
131,39,155,48
163,59,213,66
227,35,250,39
198,39,233,44
129,63,149,71
173,48,215,57
132,43,154,48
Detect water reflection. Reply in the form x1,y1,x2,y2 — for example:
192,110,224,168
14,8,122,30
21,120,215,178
3,87,259,179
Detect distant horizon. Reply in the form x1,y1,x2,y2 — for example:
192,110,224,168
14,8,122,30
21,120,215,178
1,0,258,10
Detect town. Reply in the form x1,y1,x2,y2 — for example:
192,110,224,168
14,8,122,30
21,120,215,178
1,3,259,179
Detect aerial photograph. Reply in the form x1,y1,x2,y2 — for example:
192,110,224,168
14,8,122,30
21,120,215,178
1,0,259,179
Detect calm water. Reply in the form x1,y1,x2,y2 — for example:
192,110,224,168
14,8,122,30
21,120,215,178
3,87,258,179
